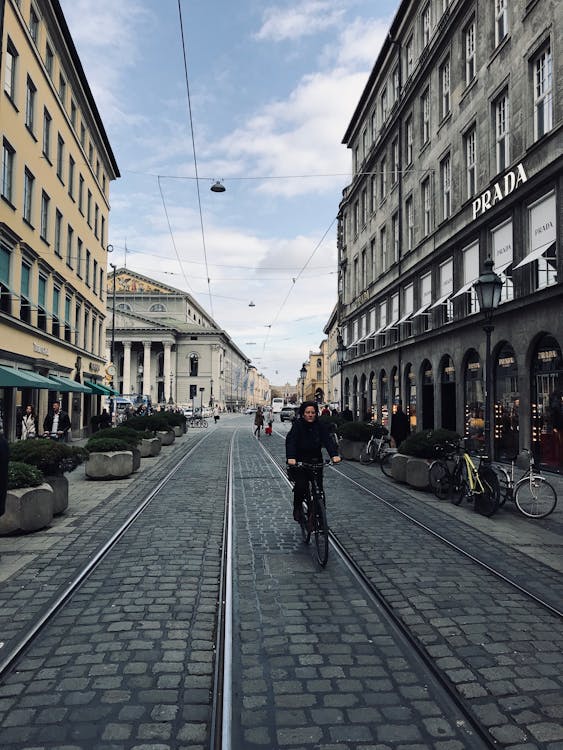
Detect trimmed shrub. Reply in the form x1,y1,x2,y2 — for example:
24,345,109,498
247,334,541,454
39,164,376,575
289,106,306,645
337,421,375,442
399,429,460,459
8,461,44,489
9,439,87,476
122,414,170,433
85,437,133,454
94,427,143,448
161,411,186,428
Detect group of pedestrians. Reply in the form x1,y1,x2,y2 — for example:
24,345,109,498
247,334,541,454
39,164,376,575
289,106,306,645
253,407,274,438
19,401,71,441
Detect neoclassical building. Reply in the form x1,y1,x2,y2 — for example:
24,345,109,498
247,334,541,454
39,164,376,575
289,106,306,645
106,268,267,410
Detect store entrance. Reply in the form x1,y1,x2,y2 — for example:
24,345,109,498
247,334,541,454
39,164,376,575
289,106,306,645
531,335,562,471
421,360,434,429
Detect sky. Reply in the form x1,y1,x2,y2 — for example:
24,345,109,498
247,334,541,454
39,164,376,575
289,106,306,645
59,0,400,385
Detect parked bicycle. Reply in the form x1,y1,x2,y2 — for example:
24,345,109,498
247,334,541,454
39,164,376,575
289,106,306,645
495,450,557,519
292,460,330,567
187,416,208,428
428,440,500,517
359,426,395,477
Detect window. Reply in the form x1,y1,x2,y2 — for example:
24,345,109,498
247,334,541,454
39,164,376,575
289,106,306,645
64,295,71,342
80,122,86,147
380,225,387,272
45,43,54,78
465,20,476,85
392,212,399,264
495,92,509,173
361,248,367,289
465,126,477,198
58,73,66,105
405,116,413,165
52,286,60,337
150,303,167,312
74,300,81,345
533,46,552,140
380,157,387,200
93,260,98,293
20,262,31,323
40,190,49,240
189,353,199,377
70,100,77,128
405,35,414,79
440,58,450,119
94,205,99,239
88,142,94,165
2,140,15,203
402,283,414,336
83,309,89,350
462,243,479,314
380,87,388,124
418,273,432,332
491,220,513,302
4,39,18,100
29,6,39,44
392,66,400,103
438,258,454,323
56,135,64,181
421,88,430,144
353,200,359,236
42,108,52,160
23,168,34,224
54,210,62,256
66,225,73,267
370,111,377,143
441,154,451,220
25,76,36,132
392,138,399,184
101,216,105,248
78,175,84,213
370,238,376,281
495,0,508,46
353,144,360,174
76,238,83,277
405,195,414,251
370,175,377,213
68,156,75,198
37,274,47,331
422,3,431,47
87,190,92,225
85,249,91,285
422,178,431,235
361,188,367,227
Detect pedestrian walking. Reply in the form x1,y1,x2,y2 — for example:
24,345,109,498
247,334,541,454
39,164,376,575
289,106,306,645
21,405,38,439
43,400,71,441
254,407,264,438
390,400,410,449
213,406,220,424
0,433,9,518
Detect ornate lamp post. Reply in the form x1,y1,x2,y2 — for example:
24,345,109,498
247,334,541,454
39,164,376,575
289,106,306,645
199,386,205,414
168,372,174,405
300,363,307,403
210,378,214,407
336,334,346,413
473,258,503,463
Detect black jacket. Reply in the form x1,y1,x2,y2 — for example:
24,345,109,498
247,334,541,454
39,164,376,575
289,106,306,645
286,418,338,462
43,410,71,434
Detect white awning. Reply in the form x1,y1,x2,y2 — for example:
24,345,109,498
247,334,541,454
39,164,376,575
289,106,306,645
367,325,386,338
411,303,431,318
429,293,451,309
384,318,399,330
397,312,413,324
451,279,477,298
513,243,554,270
494,260,512,275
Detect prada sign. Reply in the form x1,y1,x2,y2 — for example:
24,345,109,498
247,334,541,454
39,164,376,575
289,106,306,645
472,163,527,220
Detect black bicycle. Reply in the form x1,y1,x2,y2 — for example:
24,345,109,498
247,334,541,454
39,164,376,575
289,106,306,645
292,460,330,567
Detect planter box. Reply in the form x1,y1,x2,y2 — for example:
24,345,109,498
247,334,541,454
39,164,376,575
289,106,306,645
0,484,54,535
157,429,175,446
85,451,134,479
391,453,408,483
132,447,141,472
173,425,184,438
140,437,162,457
339,438,364,461
44,474,69,515
406,457,431,489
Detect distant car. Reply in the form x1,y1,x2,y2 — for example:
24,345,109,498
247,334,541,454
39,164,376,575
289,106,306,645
183,408,193,418
245,406,257,414
280,406,298,422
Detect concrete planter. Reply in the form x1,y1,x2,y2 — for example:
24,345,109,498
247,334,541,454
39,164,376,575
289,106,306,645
173,425,184,438
157,429,175,446
44,474,69,515
391,453,408,483
406,457,432,489
0,484,54,535
131,447,141,472
140,437,162,457
339,438,364,461
85,451,134,480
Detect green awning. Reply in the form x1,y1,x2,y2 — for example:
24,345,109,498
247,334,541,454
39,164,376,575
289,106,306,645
0,365,56,388
85,380,112,395
47,375,93,393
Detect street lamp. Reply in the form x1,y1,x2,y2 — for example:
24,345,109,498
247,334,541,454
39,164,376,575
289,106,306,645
473,257,503,463
300,363,307,403
199,386,205,413
210,378,214,407
109,259,116,381
168,372,174,405
336,334,346,413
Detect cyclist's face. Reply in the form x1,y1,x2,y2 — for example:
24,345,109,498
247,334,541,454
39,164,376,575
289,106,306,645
303,407,316,422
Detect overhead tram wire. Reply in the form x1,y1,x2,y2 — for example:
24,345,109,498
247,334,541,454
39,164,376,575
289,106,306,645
157,176,196,296
177,0,214,317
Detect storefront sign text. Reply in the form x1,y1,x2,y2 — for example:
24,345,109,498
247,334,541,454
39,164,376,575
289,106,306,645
33,342,49,355
472,163,527,220
88,362,101,372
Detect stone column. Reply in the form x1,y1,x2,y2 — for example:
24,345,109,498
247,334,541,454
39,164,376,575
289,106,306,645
142,341,151,397
122,341,131,395
164,343,172,402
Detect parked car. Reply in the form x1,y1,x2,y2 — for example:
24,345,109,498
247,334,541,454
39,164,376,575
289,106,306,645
280,406,298,422
245,406,257,414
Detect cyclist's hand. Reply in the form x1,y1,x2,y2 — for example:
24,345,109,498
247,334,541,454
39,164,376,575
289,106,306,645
287,458,297,466
332,456,341,464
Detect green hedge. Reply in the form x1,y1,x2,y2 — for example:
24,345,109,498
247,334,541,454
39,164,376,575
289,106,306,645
94,427,143,447
398,429,460,459
85,437,133,453
8,461,44,489
122,414,171,433
337,421,374,442
9,439,87,476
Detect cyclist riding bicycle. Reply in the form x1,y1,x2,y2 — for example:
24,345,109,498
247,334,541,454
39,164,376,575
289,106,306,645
286,401,341,521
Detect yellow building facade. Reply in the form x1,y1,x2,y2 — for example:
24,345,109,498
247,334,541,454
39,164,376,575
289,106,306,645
0,0,119,439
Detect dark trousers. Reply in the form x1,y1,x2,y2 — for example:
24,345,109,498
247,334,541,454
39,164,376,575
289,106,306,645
288,465,324,510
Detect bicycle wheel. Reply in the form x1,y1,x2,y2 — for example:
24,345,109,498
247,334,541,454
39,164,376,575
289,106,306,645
429,460,450,500
474,465,500,517
202,420,208,428
298,496,311,544
312,493,329,567
449,462,468,505
380,452,394,478
515,476,557,518
359,443,372,464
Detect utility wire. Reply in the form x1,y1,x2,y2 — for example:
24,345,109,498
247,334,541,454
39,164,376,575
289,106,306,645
177,0,214,317
157,176,195,295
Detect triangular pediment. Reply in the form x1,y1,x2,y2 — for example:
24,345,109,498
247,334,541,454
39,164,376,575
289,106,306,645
114,309,177,332
111,270,175,295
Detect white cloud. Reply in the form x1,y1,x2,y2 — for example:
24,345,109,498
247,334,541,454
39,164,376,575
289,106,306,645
256,1,346,41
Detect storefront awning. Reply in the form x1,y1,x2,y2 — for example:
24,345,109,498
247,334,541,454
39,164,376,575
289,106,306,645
47,375,94,393
0,365,55,388
513,243,554,270
429,293,452,309
411,303,431,318
451,279,477,298
397,312,413,324
85,380,113,396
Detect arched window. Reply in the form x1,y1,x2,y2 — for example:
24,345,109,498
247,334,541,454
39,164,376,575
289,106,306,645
150,303,166,312
189,353,199,377
117,302,131,312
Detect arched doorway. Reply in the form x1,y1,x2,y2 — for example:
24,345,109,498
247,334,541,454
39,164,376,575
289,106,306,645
379,369,389,427
531,334,562,471
420,360,434,429
352,375,359,418
359,373,368,419
344,377,350,412
439,355,456,432
464,349,484,452
404,363,417,431
494,342,519,461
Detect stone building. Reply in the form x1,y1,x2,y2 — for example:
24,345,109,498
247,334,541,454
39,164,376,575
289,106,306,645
0,0,119,439
337,0,562,469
